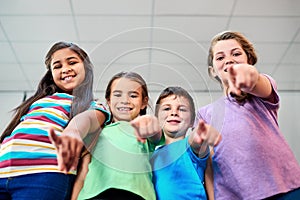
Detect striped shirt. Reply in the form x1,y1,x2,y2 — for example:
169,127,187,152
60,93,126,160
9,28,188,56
0,93,109,178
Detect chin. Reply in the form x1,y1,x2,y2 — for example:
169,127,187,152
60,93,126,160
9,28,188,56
167,129,180,135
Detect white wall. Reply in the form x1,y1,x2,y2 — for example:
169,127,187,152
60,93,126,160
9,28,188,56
1,91,299,164
277,92,300,164
0,92,25,135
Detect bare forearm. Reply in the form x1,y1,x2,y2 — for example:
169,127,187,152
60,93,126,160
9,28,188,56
71,154,91,200
249,74,272,98
64,110,105,139
205,155,215,200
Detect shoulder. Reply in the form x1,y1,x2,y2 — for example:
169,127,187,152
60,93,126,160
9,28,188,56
89,100,111,123
195,98,223,125
261,74,280,104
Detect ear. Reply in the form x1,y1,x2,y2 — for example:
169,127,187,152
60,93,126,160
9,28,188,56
106,99,111,108
141,96,148,110
209,66,218,79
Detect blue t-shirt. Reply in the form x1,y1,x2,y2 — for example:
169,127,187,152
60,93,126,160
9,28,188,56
151,137,208,200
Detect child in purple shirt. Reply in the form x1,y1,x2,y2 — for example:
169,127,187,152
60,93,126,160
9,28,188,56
195,30,300,199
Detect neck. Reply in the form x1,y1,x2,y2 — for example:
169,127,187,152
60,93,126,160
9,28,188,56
165,134,185,145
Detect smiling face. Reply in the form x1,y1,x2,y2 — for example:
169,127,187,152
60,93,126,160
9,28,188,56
107,77,148,122
209,39,248,91
50,48,86,93
157,94,193,141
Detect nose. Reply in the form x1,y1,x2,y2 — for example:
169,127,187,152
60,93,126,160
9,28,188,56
120,95,130,104
224,57,236,72
62,66,72,74
225,59,235,65
170,108,179,116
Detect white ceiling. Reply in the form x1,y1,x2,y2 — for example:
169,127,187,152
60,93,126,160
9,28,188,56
0,0,300,98
2,0,300,162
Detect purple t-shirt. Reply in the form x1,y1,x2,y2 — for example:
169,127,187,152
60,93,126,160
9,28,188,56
195,75,300,199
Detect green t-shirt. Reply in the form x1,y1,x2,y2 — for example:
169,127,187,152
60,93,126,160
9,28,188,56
78,121,156,200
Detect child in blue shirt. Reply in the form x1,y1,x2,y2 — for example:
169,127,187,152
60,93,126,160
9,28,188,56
151,86,220,200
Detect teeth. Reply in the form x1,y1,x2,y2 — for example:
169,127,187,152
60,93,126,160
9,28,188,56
63,76,73,81
118,107,131,111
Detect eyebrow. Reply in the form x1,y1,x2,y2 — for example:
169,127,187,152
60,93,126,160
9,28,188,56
52,56,79,66
231,47,242,52
112,90,122,93
112,90,140,95
161,103,188,108
215,47,242,55
128,91,140,94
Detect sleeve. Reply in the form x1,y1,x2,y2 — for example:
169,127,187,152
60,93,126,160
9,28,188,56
89,101,111,125
186,137,209,165
148,132,166,152
260,74,280,114
186,138,208,181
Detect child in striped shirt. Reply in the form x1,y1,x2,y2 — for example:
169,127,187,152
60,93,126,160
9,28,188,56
0,42,110,200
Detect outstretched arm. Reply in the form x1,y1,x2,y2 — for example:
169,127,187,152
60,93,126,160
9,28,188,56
49,109,106,173
227,64,272,99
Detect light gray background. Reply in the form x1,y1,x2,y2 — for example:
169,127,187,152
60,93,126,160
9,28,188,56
0,0,299,162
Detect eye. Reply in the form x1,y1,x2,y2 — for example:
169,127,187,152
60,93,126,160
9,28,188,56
130,94,138,98
215,56,224,61
162,107,171,111
112,92,121,97
69,60,79,65
52,64,62,70
233,51,242,57
179,107,188,112
128,92,139,98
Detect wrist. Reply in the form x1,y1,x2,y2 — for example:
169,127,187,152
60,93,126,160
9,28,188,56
197,145,210,158
192,143,210,158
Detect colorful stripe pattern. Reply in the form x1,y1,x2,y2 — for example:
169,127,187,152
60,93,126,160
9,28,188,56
0,93,108,178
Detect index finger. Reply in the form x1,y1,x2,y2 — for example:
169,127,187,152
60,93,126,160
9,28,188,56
48,128,61,148
196,119,206,135
227,67,242,96
130,119,146,143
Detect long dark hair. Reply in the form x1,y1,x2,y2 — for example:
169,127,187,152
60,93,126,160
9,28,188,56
105,71,149,122
1,42,94,142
